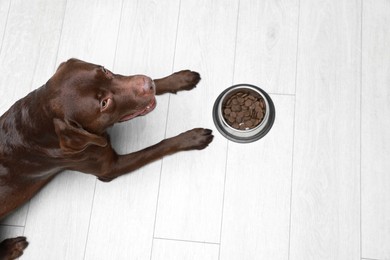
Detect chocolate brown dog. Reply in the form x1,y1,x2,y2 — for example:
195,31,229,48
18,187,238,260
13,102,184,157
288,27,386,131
0,58,213,259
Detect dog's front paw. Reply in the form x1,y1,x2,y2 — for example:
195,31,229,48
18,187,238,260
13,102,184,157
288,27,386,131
176,128,214,151
171,70,201,93
0,237,28,260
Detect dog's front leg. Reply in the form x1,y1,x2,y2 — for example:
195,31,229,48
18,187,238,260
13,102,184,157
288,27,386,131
97,128,213,182
154,70,201,95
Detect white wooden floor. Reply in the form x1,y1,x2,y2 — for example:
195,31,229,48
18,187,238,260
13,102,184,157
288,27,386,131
0,0,389,259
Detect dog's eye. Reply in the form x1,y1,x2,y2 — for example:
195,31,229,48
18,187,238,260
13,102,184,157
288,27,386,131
100,98,110,111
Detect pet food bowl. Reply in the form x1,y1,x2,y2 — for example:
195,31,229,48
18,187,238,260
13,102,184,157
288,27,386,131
212,84,275,143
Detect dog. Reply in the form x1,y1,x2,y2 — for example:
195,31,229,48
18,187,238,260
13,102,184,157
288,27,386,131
0,58,214,259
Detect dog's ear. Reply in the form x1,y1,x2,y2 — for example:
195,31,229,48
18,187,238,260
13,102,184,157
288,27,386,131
53,118,107,154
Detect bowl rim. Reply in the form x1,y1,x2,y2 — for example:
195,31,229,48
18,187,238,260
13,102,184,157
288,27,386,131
212,84,275,143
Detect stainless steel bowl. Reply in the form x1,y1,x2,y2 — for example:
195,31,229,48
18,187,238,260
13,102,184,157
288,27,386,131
212,84,275,143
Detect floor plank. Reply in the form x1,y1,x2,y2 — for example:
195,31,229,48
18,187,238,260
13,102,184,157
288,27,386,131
362,0,390,259
2,0,390,259
289,0,361,259
0,0,10,53
0,204,28,228
22,1,122,259
0,225,24,243
55,0,122,65
22,173,96,260
219,95,294,259
0,0,66,227
234,0,299,95
151,239,219,260
154,0,239,243
0,0,65,112
83,1,180,259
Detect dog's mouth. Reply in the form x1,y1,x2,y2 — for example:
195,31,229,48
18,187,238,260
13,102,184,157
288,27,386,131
119,97,157,122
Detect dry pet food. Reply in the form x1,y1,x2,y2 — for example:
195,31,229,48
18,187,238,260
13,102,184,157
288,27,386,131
222,92,266,130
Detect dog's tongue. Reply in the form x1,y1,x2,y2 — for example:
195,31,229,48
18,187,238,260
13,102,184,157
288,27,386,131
119,98,156,122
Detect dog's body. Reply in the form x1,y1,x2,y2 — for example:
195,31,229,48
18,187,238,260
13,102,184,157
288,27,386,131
0,59,213,259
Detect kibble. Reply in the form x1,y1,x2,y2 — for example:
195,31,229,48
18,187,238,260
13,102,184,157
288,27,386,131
222,91,266,130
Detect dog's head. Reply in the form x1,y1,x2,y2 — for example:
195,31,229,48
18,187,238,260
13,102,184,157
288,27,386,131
47,58,156,153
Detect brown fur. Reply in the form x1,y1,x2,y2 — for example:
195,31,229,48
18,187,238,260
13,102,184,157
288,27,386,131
0,59,213,259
